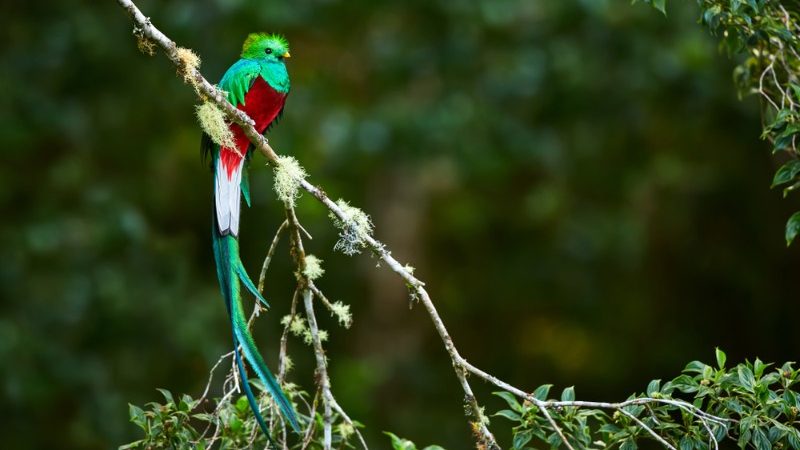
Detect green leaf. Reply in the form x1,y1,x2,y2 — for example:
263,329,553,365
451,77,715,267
229,416,243,433
680,435,694,450
599,423,622,434
652,0,666,15
192,413,215,423
421,446,446,450
788,429,800,450
738,365,756,392
753,427,771,450
561,386,575,402
546,432,563,447
512,429,533,450
235,395,249,413
670,374,699,393
494,391,522,413
119,440,145,450
620,438,638,450
791,83,800,104
156,388,174,405
723,398,744,414
533,384,553,401
771,160,800,188
684,361,707,374
128,404,146,429
385,432,417,450
782,181,800,198
786,211,800,246
646,379,660,396
715,348,727,369
703,5,723,29
775,125,800,152
740,428,754,449
714,424,728,442
768,425,785,443
784,390,798,408
754,358,770,378
178,398,192,413
494,409,521,422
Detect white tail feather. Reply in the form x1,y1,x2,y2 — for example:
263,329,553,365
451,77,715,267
215,159,244,236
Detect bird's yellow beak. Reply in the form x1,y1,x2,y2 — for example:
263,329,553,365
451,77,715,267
282,52,291,59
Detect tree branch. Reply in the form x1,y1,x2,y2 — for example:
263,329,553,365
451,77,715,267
115,1,731,448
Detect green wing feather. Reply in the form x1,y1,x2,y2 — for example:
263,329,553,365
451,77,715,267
219,59,260,107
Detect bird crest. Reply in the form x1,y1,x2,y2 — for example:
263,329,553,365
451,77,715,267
241,33,290,59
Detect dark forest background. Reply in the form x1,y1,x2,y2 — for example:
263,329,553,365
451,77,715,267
1,0,798,448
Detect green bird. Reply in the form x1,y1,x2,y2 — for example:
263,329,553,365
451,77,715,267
201,33,300,437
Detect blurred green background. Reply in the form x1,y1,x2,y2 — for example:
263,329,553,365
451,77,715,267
2,0,798,448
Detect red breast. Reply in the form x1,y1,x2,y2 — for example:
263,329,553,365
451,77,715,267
219,77,287,178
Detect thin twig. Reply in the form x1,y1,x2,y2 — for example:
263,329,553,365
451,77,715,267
258,219,288,294
330,397,369,450
309,283,336,315
193,350,235,444
301,391,321,450
759,60,781,111
198,350,234,406
278,288,300,383
539,404,576,450
302,288,333,449
618,409,676,450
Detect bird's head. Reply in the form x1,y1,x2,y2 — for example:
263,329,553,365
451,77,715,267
241,33,291,62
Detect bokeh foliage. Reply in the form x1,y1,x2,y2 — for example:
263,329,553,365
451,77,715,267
640,0,800,245
1,0,799,449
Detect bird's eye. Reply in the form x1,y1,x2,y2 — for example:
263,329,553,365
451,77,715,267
265,48,272,54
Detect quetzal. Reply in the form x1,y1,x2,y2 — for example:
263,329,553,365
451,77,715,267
201,33,300,437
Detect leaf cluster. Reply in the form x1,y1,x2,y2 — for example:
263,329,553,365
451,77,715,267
122,389,206,450
121,388,453,449
121,386,368,450
495,351,800,450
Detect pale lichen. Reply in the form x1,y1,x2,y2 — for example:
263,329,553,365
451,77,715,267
281,314,327,346
134,26,155,56
282,381,298,394
281,355,294,373
273,155,307,207
329,199,374,255
282,315,308,337
196,102,235,149
302,255,325,280
337,423,355,439
175,47,201,85
329,301,352,329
